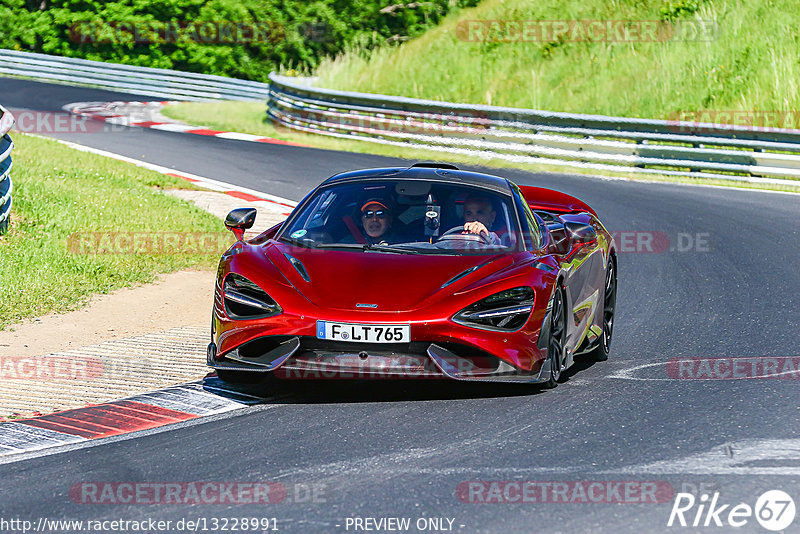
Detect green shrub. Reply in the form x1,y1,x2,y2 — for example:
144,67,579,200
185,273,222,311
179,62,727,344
0,0,479,81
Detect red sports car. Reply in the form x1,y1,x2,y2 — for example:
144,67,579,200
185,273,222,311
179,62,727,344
207,163,616,388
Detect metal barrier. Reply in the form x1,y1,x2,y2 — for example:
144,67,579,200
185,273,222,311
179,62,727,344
0,49,269,101
0,105,14,234
2,49,798,185
268,74,800,186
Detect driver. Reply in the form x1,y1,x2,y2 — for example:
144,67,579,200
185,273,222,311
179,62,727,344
360,199,393,245
462,195,501,245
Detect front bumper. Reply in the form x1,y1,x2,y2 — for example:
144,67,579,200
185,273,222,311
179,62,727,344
207,335,552,384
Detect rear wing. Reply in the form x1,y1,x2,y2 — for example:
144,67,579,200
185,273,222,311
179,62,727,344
517,185,597,217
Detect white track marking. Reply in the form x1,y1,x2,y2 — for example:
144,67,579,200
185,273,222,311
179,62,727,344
25,133,297,207
214,132,269,142
0,423,85,454
607,438,800,475
607,358,800,381
607,361,676,381
148,123,197,133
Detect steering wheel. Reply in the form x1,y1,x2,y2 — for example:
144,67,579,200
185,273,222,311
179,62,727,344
437,225,494,245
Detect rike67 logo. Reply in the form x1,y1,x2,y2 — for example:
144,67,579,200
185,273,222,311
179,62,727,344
667,490,795,531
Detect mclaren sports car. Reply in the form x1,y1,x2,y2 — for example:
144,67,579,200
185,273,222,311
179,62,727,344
207,163,617,388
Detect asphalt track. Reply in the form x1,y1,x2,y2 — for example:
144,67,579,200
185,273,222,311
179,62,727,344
1,77,799,533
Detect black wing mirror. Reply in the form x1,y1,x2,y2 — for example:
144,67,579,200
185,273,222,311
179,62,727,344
565,221,597,246
225,208,257,242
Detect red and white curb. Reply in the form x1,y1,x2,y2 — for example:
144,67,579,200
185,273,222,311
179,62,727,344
0,381,251,457
63,100,307,147
42,136,297,216
0,136,295,457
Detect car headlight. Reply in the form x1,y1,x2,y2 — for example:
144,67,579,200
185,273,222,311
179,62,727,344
453,287,535,331
223,273,282,320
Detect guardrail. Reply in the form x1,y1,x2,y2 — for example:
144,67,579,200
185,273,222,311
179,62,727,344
0,49,269,101
3,49,799,185
0,105,14,234
268,74,800,186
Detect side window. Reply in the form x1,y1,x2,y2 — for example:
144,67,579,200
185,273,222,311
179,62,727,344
525,204,544,249
284,190,335,235
530,211,547,250
511,189,533,250
497,201,517,248
511,186,545,250
309,191,336,230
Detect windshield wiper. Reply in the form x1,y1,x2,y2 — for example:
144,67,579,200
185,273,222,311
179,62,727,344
314,243,421,254
279,236,316,248
364,244,421,255
314,243,365,250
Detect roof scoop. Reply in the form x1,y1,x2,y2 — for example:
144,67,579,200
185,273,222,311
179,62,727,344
410,162,459,170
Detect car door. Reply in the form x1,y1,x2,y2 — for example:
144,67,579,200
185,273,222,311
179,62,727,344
558,212,606,354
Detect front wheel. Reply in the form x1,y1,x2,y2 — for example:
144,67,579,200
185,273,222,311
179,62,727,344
542,285,566,389
588,257,616,362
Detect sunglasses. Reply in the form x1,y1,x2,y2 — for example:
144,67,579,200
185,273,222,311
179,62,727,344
361,209,388,219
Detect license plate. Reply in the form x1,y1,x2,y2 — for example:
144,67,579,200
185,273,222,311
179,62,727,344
316,321,410,343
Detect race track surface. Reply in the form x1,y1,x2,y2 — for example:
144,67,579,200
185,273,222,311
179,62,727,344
1,77,798,534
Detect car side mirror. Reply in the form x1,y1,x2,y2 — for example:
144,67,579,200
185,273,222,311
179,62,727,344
565,221,597,245
225,208,257,242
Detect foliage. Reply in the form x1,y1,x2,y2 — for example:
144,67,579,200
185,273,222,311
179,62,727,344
0,0,479,81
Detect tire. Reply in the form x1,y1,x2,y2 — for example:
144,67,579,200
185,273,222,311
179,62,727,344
588,257,617,362
542,285,567,389
215,369,265,384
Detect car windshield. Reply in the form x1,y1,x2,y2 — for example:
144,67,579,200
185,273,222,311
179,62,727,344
278,179,520,255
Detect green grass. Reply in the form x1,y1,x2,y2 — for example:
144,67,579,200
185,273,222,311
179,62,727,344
316,0,800,123
162,102,277,138
0,133,230,329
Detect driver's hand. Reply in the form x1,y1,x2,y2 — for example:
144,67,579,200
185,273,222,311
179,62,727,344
463,221,489,236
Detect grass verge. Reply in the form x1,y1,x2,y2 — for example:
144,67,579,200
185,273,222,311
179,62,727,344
0,133,230,329
316,0,800,123
162,101,800,194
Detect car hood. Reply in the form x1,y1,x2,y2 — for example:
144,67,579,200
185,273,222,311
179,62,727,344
266,243,514,312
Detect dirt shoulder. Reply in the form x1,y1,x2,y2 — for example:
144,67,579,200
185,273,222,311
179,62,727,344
0,269,214,359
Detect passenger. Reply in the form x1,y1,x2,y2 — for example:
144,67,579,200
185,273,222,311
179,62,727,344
360,199,393,245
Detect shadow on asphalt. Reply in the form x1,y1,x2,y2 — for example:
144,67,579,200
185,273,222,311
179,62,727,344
201,357,598,405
